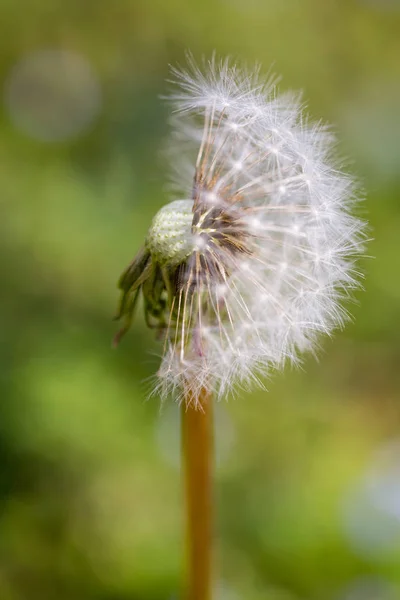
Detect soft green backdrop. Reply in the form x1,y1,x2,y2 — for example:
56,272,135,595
1,1,400,598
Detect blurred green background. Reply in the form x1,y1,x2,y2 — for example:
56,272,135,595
1,1,400,599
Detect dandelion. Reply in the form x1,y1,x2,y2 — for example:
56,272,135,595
114,55,364,405
114,54,365,600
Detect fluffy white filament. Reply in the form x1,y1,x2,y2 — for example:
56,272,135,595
152,55,365,404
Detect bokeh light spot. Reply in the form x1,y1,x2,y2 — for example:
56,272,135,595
336,577,400,600
342,439,400,559
4,49,102,142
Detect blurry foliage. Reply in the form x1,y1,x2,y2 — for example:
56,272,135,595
1,0,400,598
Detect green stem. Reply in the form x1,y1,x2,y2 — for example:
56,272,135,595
181,388,213,600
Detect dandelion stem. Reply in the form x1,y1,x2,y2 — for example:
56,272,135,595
181,387,213,600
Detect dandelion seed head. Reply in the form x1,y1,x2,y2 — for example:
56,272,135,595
115,54,366,403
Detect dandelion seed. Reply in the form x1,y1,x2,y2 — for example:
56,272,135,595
114,54,366,404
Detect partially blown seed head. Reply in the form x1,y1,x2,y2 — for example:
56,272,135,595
114,55,366,406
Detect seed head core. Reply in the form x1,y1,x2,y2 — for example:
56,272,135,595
145,199,194,266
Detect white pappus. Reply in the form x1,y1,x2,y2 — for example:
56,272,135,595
114,54,366,406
